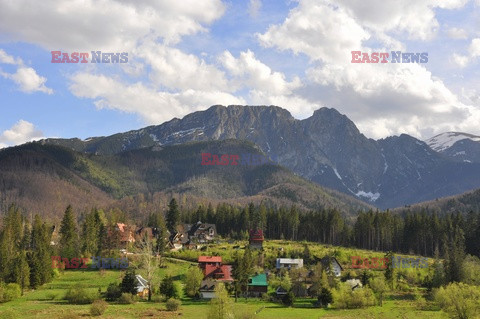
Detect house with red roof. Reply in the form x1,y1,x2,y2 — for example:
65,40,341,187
249,229,264,250
198,256,233,299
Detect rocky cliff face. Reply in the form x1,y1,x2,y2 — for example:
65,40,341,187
43,105,480,209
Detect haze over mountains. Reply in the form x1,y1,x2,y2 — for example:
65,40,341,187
0,139,373,219
41,105,480,209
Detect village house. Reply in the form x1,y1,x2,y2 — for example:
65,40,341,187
247,273,268,297
319,256,343,277
199,278,218,299
198,256,234,299
276,258,304,270
249,229,264,250
116,223,136,248
169,221,217,250
135,274,149,299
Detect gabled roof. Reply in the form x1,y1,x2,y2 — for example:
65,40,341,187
135,274,149,292
204,264,233,281
198,256,222,263
199,279,218,292
249,229,264,241
320,256,343,271
248,273,267,287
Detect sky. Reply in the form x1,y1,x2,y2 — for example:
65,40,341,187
0,0,480,148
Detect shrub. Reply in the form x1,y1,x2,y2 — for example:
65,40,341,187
282,291,295,307
317,288,333,308
118,292,137,304
64,286,98,304
435,282,480,319
333,283,375,309
90,299,108,316
165,298,181,311
3,284,21,302
105,283,122,301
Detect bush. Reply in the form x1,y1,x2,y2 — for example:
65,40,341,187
105,283,122,301
332,283,375,309
118,292,137,304
90,299,108,316
435,282,480,319
64,286,98,304
3,284,21,302
317,288,333,308
165,298,181,311
282,291,295,307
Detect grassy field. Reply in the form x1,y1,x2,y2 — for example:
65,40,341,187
0,241,450,319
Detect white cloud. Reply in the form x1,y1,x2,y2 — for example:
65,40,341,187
220,50,301,95
219,50,315,118
0,0,225,51
3,67,53,94
0,120,44,148
137,43,230,92
446,27,468,39
69,72,244,124
255,0,479,139
258,0,370,63
0,49,19,64
452,53,469,68
451,38,480,67
0,49,53,94
469,38,480,57
248,0,262,17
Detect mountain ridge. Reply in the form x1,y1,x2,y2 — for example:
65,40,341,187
39,105,480,209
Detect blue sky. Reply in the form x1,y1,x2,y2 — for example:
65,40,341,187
0,0,480,148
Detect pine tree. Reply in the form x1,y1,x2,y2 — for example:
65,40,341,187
82,208,103,256
29,215,53,288
59,205,79,258
166,199,180,232
0,204,23,283
120,269,137,295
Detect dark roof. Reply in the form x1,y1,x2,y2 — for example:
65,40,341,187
320,256,343,271
199,279,218,292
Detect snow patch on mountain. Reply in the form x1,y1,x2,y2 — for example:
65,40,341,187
356,191,381,202
426,132,480,152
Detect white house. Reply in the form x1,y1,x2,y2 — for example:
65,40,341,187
135,274,149,299
276,258,304,269
320,256,343,277
199,279,218,299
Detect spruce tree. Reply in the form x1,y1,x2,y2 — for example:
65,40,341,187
29,215,53,288
59,205,79,258
166,199,180,232
120,269,137,295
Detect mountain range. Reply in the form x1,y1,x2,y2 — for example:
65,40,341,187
0,139,373,220
41,105,480,209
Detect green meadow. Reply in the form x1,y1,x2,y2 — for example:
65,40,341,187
0,241,455,318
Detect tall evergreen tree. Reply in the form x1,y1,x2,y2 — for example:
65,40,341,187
166,199,180,232
59,205,79,258
29,215,52,288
